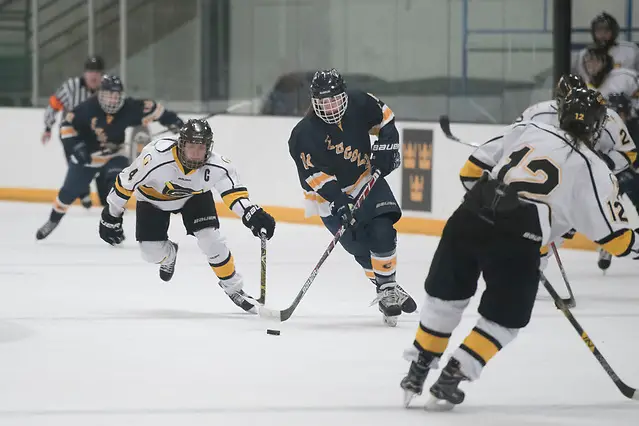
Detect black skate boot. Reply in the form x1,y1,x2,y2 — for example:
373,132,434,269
36,219,60,240
372,282,403,327
400,350,437,407
427,357,470,411
597,248,612,273
159,242,178,282
80,194,92,209
219,278,258,314
396,284,417,313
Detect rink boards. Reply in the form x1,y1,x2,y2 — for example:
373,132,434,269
0,107,597,250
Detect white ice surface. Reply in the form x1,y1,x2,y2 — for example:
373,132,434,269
0,201,638,426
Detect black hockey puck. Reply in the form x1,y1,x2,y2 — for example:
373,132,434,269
266,329,280,336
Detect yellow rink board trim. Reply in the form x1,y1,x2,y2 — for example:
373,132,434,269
0,187,597,251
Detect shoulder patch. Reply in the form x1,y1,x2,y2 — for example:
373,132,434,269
221,156,231,164
154,138,176,153
143,153,152,166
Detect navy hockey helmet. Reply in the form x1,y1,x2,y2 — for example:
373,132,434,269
177,119,213,169
310,68,348,124
98,74,125,114
558,88,608,146
606,92,632,118
591,12,620,48
555,74,587,103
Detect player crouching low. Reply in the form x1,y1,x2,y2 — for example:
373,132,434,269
98,119,276,313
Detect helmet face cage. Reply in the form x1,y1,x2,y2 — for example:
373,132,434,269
98,90,125,114
177,119,213,169
311,92,348,124
607,93,631,117
310,69,348,124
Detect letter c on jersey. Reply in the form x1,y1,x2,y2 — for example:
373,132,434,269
204,169,210,182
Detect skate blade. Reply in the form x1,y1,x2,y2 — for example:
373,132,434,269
383,315,398,327
403,390,418,408
424,395,455,412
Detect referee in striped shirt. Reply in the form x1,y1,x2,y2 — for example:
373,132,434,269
42,55,105,208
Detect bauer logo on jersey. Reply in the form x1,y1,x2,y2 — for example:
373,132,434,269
401,128,433,212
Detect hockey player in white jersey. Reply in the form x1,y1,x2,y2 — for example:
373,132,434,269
574,12,639,76
580,45,639,100
517,74,637,177
400,88,639,410
98,119,276,313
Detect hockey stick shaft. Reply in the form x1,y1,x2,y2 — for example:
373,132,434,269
550,242,576,307
257,230,267,305
260,169,382,322
541,273,637,400
150,100,253,138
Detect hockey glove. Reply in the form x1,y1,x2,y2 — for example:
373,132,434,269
331,193,357,228
242,205,276,239
68,142,91,165
168,118,185,134
99,206,125,245
371,141,401,177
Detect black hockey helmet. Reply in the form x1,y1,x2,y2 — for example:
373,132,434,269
98,74,125,114
591,12,619,48
177,119,213,169
555,74,586,103
310,68,348,124
558,88,608,147
607,92,632,118
84,55,105,72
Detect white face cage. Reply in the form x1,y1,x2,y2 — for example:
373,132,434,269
311,92,348,124
98,90,125,114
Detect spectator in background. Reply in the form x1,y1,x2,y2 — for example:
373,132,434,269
41,55,105,208
574,12,639,80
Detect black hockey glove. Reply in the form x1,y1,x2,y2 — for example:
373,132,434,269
242,205,276,239
371,141,401,177
99,206,125,245
68,142,91,165
168,118,185,134
331,193,357,228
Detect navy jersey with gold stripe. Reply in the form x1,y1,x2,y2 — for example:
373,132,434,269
288,89,397,217
59,96,182,168
459,121,639,258
106,138,255,215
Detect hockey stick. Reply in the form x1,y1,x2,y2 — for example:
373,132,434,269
259,169,382,322
150,100,253,138
541,273,638,400
439,115,481,148
550,242,577,308
257,230,267,305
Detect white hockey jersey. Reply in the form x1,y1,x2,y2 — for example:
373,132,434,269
515,100,637,173
574,41,639,76
585,68,639,100
106,138,254,216
459,121,638,257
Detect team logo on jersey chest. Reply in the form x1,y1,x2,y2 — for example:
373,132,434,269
324,135,370,167
164,182,203,198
